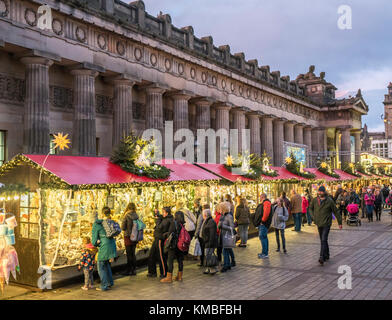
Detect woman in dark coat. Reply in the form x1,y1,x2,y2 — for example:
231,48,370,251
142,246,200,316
201,209,218,275
121,202,139,276
234,198,250,247
161,210,185,283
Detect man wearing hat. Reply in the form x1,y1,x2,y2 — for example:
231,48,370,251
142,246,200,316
309,186,342,265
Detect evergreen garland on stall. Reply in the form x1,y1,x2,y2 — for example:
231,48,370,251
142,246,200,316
110,133,171,179
342,162,361,177
317,160,341,179
285,152,316,179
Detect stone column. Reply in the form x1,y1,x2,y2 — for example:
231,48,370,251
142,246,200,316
20,56,53,154
304,126,313,166
261,116,274,164
248,113,261,156
232,107,247,153
340,127,352,165
71,68,99,156
294,124,304,145
171,91,192,133
284,121,295,143
352,130,361,163
194,98,213,130
312,127,327,158
215,103,231,163
145,85,166,133
111,75,136,147
273,118,285,166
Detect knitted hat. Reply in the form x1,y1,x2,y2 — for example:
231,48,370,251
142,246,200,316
318,186,326,193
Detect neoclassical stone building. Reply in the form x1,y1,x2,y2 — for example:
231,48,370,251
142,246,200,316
0,0,368,167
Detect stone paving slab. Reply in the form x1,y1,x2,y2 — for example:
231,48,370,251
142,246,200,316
3,212,392,300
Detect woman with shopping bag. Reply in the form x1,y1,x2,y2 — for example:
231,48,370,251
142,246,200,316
200,208,219,275
218,202,236,273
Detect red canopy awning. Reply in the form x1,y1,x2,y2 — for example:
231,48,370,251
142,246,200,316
195,163,254,183
304,168,339,182
334,169,358,181
23,155,220,186
267,167,305,181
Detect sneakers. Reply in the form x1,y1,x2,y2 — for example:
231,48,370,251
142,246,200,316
81,286,89,291
283,249,287,254
231,261,236,267
258,254,269,259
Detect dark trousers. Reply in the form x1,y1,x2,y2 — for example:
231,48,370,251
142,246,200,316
361,204,366,218
375,205,382,220
339,207,347,218
317,226,330,261
275,229,286,250
147,238,167,276
223,248,235,269
167,248,184,273
125,244,137,274
217,245,222,263
198,237,205,265
366,205,374,222
293,213,302,231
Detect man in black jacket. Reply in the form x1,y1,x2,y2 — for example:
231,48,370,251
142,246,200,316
147,209,164,278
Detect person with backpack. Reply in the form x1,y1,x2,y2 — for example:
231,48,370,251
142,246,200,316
201,208,219,275
280,192,292,215
177,200,197,239
194,204,209,267
92,207,118,291
252,193,273,259
161,211,189,283
155,207,174,279
271,198,289,253
121,202,145,276
218,202,236,272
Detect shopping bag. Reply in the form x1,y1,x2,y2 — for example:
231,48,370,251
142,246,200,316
222,227,236,248
189,237,202,256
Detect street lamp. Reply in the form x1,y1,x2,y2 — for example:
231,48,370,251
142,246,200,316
381,114,391,158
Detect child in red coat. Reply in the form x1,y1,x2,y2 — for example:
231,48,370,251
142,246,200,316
301,195,309,227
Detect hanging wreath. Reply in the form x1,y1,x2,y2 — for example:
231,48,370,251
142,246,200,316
285,152,315,179
110,133,171,179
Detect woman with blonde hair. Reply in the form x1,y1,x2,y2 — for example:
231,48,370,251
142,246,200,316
121,202,139,276
235,198,250,247
218,202,236,272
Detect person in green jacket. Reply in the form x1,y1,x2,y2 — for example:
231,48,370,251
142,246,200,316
92,207,117,291
309,186,342,266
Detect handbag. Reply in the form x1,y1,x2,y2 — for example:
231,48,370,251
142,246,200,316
164,232,177,253
222,227,236,248
205,253,219,267
189,237,202,256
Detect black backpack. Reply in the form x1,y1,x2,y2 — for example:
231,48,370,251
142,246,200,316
251,204,263,227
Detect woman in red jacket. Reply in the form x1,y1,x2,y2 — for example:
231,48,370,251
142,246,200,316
301,195,309,227
213,205,222,265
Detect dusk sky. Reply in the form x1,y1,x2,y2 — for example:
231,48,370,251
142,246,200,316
141,0,392,132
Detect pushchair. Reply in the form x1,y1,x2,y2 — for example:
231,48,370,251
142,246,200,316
346,203,361,226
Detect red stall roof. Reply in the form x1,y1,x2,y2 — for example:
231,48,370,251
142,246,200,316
195,163,254,183
22,155,220,186
268,167,305,181
304,168,339,182
334,169,359,181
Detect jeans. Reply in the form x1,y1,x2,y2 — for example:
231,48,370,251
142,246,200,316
223,248,234,269
125,244,137,274
293,213,302,231
275,229,286,250
97,260,113,291
167,248,184,273
83,268,94,287
306,208,312,225
366,205,374,221
375,205,382,220
258,225,269,256
317,226,330,261
238,224,249,244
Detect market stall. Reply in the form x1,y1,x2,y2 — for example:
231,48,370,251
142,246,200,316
0,154,221,287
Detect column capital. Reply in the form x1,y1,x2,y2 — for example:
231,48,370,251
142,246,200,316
69,62,105,74
232,106,250,114
166,90,194,101
70,68,99,78
106,73,140,85
20,56,54,67
247,111,263,118
261,114,276,120
143,83,170,94
295,122,306,128
312,126,327,131
17,49,61,63
214,102,234,110
304,125,313,131
0,39,4,47
336,125,353,131
190,97,215,107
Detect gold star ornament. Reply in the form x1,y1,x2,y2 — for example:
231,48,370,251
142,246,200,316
53,132,71,151
285,157,292,164
320,162,328,169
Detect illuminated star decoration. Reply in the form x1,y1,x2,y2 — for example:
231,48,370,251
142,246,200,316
285,157,292,164
52,132,71,151
225,155,234,167
320,162,328,169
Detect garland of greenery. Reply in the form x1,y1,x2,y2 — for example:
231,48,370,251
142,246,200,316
110,133,171,179
316,160,341,179
355,162,370,176
223,153,278,179
0,183,30,196
378,166,392,177
341,162,361,178
285,152,316,179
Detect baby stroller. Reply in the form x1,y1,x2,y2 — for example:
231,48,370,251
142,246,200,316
346,203,361,226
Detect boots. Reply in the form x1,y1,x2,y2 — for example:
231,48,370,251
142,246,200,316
160,272,172,283
174,271,183,281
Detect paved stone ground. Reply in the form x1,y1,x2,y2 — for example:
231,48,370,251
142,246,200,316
3,211,392,300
